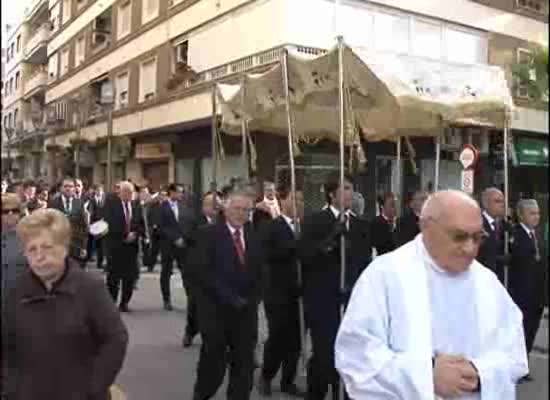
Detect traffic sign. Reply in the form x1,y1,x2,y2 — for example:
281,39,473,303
461,169,474,194
459,144,479,170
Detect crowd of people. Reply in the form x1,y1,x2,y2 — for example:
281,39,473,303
0,174,547,400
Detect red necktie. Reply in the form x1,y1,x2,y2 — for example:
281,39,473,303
530,230,541,261
124,202,131,236
233,229,245,269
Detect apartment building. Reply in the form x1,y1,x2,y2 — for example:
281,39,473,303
2,0,51,180
40,0,548,199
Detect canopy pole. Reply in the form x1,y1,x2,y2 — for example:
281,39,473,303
211,85,218,193
435,132,441,191
503,116,510,289
396,137,402,217
240,75,248,179
281,48,307,376
337,35,347,400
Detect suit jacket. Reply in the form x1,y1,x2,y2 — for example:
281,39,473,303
476,213,509,283
261,216,300,305
253,208,272,232
299,208,372,316
187,221,264,309
47,195,88,260
88,194,107,224
158,200,196,246
395,208,420,246
103,198,145,251
509,224,547,309
370,215,397,256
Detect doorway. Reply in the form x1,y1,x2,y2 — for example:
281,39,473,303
143,161,169,192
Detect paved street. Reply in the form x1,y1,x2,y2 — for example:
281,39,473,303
107,268,548,400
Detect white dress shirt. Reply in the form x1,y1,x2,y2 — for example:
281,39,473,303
227,223,245,250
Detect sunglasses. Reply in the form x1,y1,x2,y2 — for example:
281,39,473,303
2,208,21,215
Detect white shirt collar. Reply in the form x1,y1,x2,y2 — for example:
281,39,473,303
329,205,355,219
482,210,496,227
227,223,242,236
520,223,534,236
281,213,295,231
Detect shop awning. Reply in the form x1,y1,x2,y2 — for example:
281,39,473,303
514,136,549,167
217,43,514,143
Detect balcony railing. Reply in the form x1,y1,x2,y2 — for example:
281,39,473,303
24,70,48,96
25,23,51,58
171,44,327,91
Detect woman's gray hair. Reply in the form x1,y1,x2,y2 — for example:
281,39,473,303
16,208,72,248
516,199,538,216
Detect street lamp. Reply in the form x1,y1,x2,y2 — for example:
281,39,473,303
100,80,115,190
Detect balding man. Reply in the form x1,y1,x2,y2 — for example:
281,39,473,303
103,181,145,312
477,188,510,284
509,199,547,382
335,190,528,399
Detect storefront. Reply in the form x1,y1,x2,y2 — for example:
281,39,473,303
135,142,172,192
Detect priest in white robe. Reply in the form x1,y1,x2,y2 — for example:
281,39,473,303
335,190,528,400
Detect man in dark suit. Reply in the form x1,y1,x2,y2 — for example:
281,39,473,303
477,187,510,284
188,190,264,400
370,192,397,256
144,189,166,272
509,199,546,383
103,181,145,312
47,177,88,267
88,184,107,269
158,184,196,311
299,173,372,400
258,185,305,397
181,190,222,348
395,190,428,246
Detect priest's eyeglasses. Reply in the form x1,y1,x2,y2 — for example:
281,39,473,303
428,218,488,244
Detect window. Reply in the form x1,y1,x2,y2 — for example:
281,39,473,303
62,0,71,25
50,3,60,32
49,53,59,82
117,1,132,40
445,27,487,64
173,40,188,70
412,19,442,60
75,36,86,67
10,43,15,59
14,109,18,125
10,78,14,94
8,114,12,129
92,9,112,48
142,0,159,24
15,72,20,90
374,11,409,54
516,48,532,98
61,48,70,76
139,58,157,102
115,71,129,109
16,35,21,52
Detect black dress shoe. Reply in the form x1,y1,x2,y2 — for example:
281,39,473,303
281,383,305,398
518,374,533,384
119,304,130,313
182,334,194,348
164,303,173,311
257,377,272,397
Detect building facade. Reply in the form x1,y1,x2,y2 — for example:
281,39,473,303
2,0,51,181
3,0,547,212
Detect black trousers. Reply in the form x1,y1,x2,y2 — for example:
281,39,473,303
95,237,105,269
521,302,544,354
306,303,350,400
160,242,186,304
193,293,258,400
145,230,161,271
184,280,199,338
262,301,301,387
107,243,139,306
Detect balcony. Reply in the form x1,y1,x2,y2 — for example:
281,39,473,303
25,23,50,64
24,70,48,98
25,0,48,21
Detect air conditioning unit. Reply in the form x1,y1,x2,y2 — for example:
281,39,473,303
93,32,109,46
440,128,462,151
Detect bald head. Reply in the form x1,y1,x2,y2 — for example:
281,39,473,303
421,190,480,221
481,187,505,218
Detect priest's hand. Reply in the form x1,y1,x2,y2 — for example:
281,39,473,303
456,361,480,392
433,354,469,397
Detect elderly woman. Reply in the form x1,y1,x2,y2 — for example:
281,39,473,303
4,208,128,400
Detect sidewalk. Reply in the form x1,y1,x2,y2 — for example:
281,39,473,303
533,308,549,354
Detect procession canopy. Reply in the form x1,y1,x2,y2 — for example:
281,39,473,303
216,43,514,143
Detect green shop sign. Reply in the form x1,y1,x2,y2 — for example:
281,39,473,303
514,137,549,167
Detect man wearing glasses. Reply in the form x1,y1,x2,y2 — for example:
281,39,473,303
336,190,527,400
